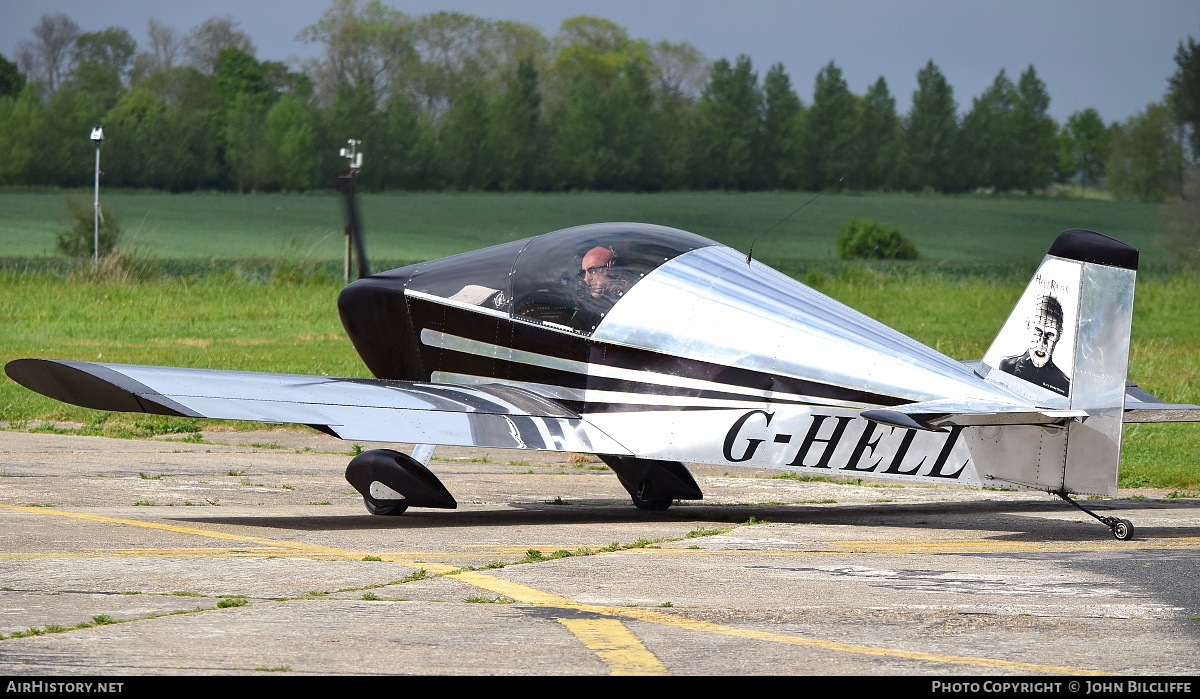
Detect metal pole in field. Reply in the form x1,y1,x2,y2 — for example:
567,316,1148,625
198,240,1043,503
339,139,363,283
90,126,104,265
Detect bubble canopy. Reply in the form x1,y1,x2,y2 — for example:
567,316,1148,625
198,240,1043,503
406,223,718,335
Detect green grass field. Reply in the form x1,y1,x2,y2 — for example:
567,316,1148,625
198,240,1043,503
0,190,1170,264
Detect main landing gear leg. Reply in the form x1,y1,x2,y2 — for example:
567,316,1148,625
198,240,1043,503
345,448,457,516
1054,490,1135,540
599,455,704,511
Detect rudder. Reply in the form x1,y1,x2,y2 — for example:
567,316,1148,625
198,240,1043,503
977,229,1139,495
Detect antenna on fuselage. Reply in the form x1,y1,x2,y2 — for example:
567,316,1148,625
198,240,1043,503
745,177,843,266
337,139,370,281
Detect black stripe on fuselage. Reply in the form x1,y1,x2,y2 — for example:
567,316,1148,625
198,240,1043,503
406,296,907,408
433,349,824,407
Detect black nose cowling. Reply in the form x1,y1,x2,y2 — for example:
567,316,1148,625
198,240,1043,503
338,267,424,381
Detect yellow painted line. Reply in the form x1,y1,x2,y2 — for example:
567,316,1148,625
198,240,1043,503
444,572,669,674
4,503,1114,675
596,606,1114,676
456,545,600,551
0,550,284,559
447,571,578,605
0,504,451,569
444,569,1110,675
556,618,669,676
642,538,1200,556
0,505,280,543
827,538,1200,553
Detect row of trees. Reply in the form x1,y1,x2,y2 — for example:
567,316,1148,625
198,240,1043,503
0,1,1195,201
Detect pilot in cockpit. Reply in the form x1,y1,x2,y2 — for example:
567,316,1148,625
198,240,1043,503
559,245,632,331
580,245,632,300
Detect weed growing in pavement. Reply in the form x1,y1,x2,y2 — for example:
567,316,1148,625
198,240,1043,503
401,569,428,582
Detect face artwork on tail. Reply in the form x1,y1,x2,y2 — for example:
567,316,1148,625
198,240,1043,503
984,258,1080,399
999,294,1070,396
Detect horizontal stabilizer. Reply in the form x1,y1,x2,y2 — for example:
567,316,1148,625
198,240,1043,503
1123,381,1200,423
862,398,1087,432
4,359,630,454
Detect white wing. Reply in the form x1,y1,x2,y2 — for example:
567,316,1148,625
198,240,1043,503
5,359,630,454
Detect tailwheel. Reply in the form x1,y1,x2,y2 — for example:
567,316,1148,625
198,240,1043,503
1111,518,1135,541
1053,490,1135,540
363,496,408,516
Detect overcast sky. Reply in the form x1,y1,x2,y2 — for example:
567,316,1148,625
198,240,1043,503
3,0,1196,124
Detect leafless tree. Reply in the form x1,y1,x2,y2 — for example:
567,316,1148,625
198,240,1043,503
411,12,501,115
148,19,182,73
16,13,81,92
298,0,415,105
650,40,709,102
130,18,183,84
184,16,255,73
491,20,550,86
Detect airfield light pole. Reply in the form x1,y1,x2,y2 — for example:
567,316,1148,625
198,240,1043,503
339,139,363,283
90,126,104,266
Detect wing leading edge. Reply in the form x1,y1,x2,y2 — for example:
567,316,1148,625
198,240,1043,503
4,359,631,454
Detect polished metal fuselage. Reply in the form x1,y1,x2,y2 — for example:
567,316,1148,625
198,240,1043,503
400,244,1053,489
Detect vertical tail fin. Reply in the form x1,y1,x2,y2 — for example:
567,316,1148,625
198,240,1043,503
977,229,1139,495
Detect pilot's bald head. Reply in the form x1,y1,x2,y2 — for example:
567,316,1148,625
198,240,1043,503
582,246,621,298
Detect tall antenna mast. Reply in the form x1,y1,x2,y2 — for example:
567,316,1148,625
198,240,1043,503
90,126,105,266
745,177,843,265
339,139,366,283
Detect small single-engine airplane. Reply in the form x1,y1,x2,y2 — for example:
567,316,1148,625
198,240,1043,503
7,207,1200,539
